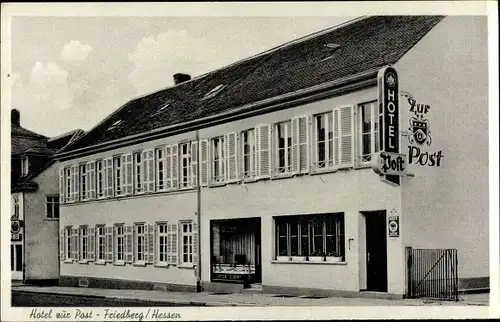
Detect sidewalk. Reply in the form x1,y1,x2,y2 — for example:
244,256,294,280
11,285,489,307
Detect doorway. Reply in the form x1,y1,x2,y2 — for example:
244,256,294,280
365,211,387,292
11,243,23,280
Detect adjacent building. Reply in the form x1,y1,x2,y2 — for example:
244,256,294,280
11,109,84,284
55,16,489,297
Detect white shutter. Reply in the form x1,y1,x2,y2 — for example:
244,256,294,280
105,226,113,262
141,150,149,192
59,168,65,204
122,154,132,195
72,228,79,261
105,158,113,197
169,223,178,265
171,145,179,189
60,229,65,261
88,161,96,199
191,141,199,187
298,115,310,174
165,146,172,190
89,227,95,261
147,224,154,264
333,109,340,167
74,166,80,202
291,117,299,174
225,132,238,182
337,105,354,168
199,139,209,187
125,225,133,263
256,124,271,178
192,221,198,267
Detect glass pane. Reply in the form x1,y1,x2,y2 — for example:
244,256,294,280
11,245,14,271
278,236,288,256
362,105,371,134
54,205,60,219
15,245,22,271
46,203,52,218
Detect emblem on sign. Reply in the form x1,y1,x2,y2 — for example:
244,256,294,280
409,116,432,146
11,220,21,234
388,213,399,237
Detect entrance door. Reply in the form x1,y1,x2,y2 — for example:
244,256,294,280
11,243,23,280
254,220,262,283
365,211,387,292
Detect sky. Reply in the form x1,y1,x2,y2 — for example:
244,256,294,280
9,16,356,137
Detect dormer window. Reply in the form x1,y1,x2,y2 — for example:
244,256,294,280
107,120,122,131
202,84,227,101
21,156,29,176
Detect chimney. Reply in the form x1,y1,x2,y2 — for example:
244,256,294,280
173,73,191,85
11,109,20,127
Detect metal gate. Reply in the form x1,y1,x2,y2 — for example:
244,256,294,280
405,247,459,301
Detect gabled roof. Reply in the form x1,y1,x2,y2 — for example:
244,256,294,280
63,15,444,155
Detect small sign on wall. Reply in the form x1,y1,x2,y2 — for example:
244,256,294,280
388,212,400,238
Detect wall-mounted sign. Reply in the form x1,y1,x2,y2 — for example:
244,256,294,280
406,96,443,167
371,151,407,176
11,233,22,242
11,219,23,241
388,213,400,238
212,273,247,283
378,66,400,186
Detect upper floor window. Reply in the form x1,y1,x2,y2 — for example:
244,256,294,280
275,121,292,175
134,152,143,193
79,164,87,201
46,196,59,219
65,167,71,201
21,156,29,176
113,156,122,196
358,101,379,163
180,143,191,188
211,137,225,183
13,195,20,218
156,148,166,191
96,160,104,198
314,112,335,169
241,129,256,179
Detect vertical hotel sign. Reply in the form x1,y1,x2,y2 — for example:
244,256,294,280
378,66,400,186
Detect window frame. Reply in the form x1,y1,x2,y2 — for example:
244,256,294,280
45,195,59,219
113,155,123,196
156,222,169,266
96,225,106,263
96,160,105,198
313,111,336,172
155,148,166,192
134,223,146,264
211,136,226,184
114,224,125,264
274,120,293,176
179,142,192,189
65,226,72,262
357,100,380,166
241,128,257,180
65,167,72,202
79,226,89,262
133,152,143,194
21,156,29,176
180,221,194,265
79,163,87,201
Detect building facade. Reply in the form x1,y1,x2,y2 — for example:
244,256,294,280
56,16,489,297
11,109,84,284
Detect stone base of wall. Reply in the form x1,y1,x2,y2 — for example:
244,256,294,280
23,279,59,286
261,285,404,300
202,282,245,294
459,277,489,292
59,276,197,293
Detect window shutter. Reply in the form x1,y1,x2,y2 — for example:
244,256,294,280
225,132,238,182
147,150,154,192
105,226,113,262
169,223,178,265
291,117,299,174
125,225,133,263
165,146,172,190
191,141,199,187
337,105,354,168
199,139,209,187
89,227,95,261
89,162,96,199
60,229,65,261
166,224,172,264
147,224,154,264
141,150,148,192
256,124,271,178
72,228,79,261
171,145,179,189
74,167,80,202
298,115,310,174
105,158,113,197
124,154,133,194
192,221,198,267
59,168,65,204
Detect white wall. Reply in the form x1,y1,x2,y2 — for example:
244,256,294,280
395,16,489,278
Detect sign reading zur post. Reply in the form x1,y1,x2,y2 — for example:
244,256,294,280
375,66,401,186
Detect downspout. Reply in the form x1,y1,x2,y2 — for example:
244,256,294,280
196,130,202,292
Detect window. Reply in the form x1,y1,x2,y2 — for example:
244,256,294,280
359,101,379,163
135,224,146,262
134,152,143,193
96,160,104,198
314,112,335,169
211,137,225,183
157,223,168,264
46,196,59,219
65,227,72,260
275,214,345,260
180,222,193,264
113,156,122,196
21,156,29,176
13,195,19,218
79,164,87,200
80,226,88,261
180,143,191,188
114,225,125,262
275,121,292,174
96,226,106,262
156,148,165,191
65,167,71,201
241,129,256,178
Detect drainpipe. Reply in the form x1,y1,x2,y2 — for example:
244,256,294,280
196,130,202,292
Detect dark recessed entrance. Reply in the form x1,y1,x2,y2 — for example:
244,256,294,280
210,218,261,287
365,211,388,292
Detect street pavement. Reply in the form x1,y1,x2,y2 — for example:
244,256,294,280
10,284,490,307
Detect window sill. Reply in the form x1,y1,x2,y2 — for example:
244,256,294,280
270,173,295,180
45,218,59,221
354,164,371,170
310,167,337,176
94,261,106,265
78,260,89,264
62,260,74,264
208,182,228,188
133,261,147,267
178,263,195,269
270,260,347,265
154,263,170,268
113,261,126,266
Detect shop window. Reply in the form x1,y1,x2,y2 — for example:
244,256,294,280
96,226,106,262
114,225,125,262
358,101,379,164
80,226,88,261
135,223,146,262
241,129,256,179
180,222,193,264
46,196,59,219
274,214,345,261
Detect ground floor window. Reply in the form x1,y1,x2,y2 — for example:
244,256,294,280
11,244,22,272
275,213,345,260
96,226,106,261
180,222,193,264
114,225,125,262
